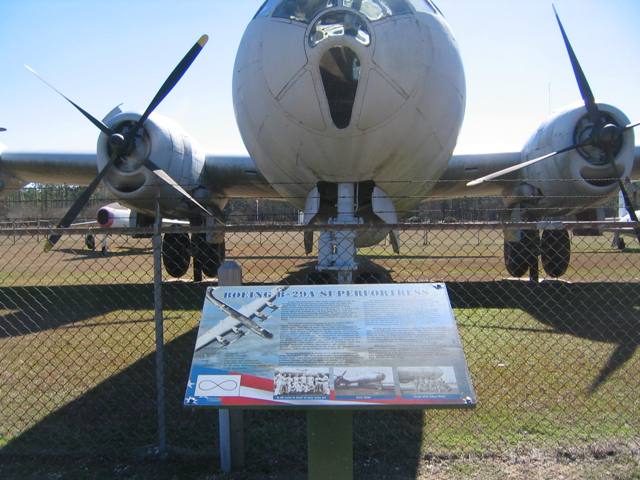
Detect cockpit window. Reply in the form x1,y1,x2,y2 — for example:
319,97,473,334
255,0,430,23
406,0,436,14
257,0,337,23
342,0,411,21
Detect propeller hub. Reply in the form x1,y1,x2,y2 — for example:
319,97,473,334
597,123,622,149
574,113,623,166
108,133,127,150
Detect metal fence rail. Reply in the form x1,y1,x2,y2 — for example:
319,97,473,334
0,223,638,469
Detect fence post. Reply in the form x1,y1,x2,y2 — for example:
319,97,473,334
153,202,167,457
217,261,245,472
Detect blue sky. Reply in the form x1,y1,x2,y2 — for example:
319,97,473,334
0,0,638,155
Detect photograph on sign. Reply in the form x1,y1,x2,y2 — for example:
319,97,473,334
333,367,395,400
185,284,476,409
274,367,331,400
397,367,460,399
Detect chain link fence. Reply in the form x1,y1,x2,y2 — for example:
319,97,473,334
0,222,638,473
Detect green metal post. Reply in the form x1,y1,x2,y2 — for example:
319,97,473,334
307,410,353,480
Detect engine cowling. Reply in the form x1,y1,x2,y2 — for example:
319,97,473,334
96,112,207,218
518,103,635,216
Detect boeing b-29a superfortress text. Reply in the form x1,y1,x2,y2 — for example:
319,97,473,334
0,1,638,280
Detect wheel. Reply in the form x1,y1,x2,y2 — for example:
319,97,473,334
615,236,626,251
162,233,191,278
85,234,96,251
504,230,539,277
192,233,225,278
541,230,571,278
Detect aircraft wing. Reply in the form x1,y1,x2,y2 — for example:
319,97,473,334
194,315,245,351
220,286,287,323
0,149,278,200
202,155,279,199
0,151,97,190
236,286,287,317
427,151,523,199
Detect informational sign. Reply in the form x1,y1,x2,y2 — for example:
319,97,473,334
184,284,476,409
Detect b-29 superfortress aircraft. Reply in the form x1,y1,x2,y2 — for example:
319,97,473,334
195,286,288,351
0,1,638,281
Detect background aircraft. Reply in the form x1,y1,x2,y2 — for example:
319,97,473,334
0,1,638,281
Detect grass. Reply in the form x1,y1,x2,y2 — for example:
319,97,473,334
0,230,638,478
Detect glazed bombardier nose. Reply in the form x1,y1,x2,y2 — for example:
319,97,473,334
309,10,371,47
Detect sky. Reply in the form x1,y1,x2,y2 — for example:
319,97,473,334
0,0,639,155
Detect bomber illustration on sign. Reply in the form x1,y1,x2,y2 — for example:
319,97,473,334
0,1,638,280
195,286,287,351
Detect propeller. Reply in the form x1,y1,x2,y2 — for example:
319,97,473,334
27,34,211,252
467,7,640,243
0,128,6,132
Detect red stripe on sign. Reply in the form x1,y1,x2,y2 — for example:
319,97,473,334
240,374,274,392
221,397,283,406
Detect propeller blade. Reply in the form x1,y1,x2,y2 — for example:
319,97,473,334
553,6,601,126
44,156,119,252
0,128,6,132
25,65,113,137
142,159,214,218
603,145,640,244
623,121,640,132
617,180,640,245
467,141,588,187
129,35,209,141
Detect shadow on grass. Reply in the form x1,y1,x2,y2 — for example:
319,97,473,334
447,280,640,393
57,246,153,260
1,274,638,476
0,280,422,478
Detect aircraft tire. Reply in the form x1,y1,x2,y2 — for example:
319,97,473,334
162,233,191,278
541,230,571,278
192,233,225,278
85,234,96,251
615,237,626,251
504,230,539,277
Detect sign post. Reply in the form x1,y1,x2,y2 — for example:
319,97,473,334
307,410,353,479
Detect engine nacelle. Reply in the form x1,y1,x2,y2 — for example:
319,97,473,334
96,112,207,218
96,205,136,228
519,104,635,216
